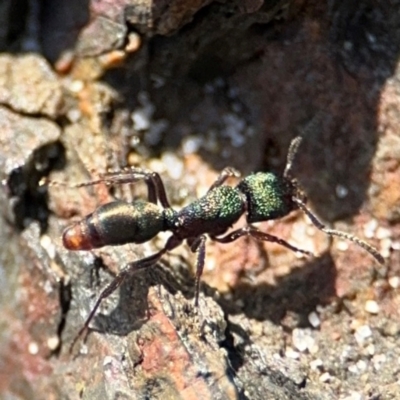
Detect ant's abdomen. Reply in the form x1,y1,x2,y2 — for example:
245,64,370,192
63,200,165,250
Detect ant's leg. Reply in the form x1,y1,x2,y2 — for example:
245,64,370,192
100,169,170,207
212,226,313,256
41,168,171,207
188,235,207,306
293,197,384,265
70,235,182,353
207,167,241,192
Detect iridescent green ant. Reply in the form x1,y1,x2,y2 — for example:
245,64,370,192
52,137,384,350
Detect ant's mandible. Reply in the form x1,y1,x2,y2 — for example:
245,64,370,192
48,136,384,350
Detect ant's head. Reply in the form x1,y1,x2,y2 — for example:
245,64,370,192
237,171,298,223
238,137,307,223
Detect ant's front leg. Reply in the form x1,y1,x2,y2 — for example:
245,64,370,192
211,226,313,257
207,167,241,192
293,197,384,265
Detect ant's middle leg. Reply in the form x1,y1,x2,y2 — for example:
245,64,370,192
207,167,241,192
211,226,313,257
70,234,182,353
188,235,207,306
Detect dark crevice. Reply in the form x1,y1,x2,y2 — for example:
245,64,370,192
53,278,72,356
220,319,246,373
6,141,66,232
0,101,62,121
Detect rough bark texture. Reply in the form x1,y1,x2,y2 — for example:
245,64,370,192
1,0,400,399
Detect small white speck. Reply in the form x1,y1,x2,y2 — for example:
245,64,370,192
341,391,365,400
67,108,82,122
70,80,84,92
79,344,88,355
28,342,39,355
310,358,323,370
40,235,56,258
285,348,300,359
380,237,392,258
354,325,372,345
363,219,378,239
40,234,51,248
366,343,375,355
336,240,349,252
132,110,150,131
43,280,53,294
364,300,380,314
308,311,321,328
103,356,113,367
292,328,316,352
391,241,400,250
272,353,281,360
336,184,348,198
161,152,183,180
47,336,60,350
367,33,376,44
131,92,155,132
182,136,202,155
348,364,359,374
319,372,331,382
356,359,367,371
376,227,391,240
389,276,400,289
130,135,140,147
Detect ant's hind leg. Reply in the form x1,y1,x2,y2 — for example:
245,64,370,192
69,235,182,353
207,167,241,192
41,168,172,208
100,169,172,207
212,226,313,257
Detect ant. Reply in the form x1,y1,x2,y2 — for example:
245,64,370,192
48,136,384,350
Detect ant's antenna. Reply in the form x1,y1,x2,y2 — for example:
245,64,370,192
284,136,302,179
292,197,385,265
284,113,326,179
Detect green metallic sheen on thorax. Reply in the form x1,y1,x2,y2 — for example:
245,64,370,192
193,186,244,223
237,172,296,223
171,185,244,237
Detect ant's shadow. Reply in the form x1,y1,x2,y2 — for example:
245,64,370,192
222,252,337,325
88,250,336,338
